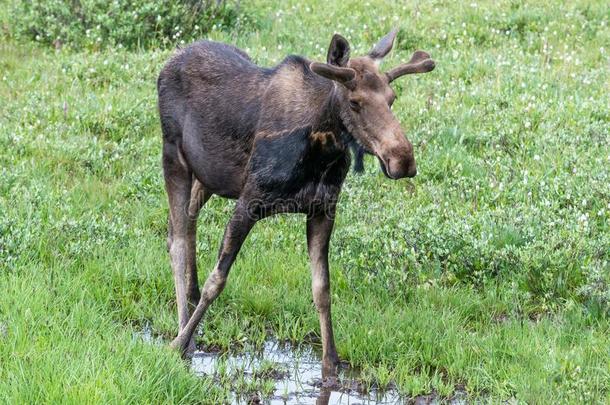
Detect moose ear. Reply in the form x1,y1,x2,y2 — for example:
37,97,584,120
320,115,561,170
369,29,398,61
326,34,350,67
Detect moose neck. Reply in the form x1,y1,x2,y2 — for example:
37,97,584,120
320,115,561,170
312,83,351,147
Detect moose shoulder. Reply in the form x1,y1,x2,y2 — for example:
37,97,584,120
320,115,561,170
157,29,435,377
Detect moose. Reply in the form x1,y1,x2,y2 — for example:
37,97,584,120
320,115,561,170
157,29,435,377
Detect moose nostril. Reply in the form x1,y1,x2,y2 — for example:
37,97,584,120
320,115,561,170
384,158,395,179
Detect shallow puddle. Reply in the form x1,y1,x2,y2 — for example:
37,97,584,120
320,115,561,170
191,339,464,405
135,326,466,404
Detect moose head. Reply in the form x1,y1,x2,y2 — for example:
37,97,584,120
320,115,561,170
310,29,435,179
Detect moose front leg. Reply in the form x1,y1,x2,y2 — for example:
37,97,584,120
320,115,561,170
307,214,340,378
170,201,255,354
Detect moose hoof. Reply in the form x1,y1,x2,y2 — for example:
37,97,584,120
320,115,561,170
169,337,182,350
170,335,196,359
321,357,340,378
170,335,187,351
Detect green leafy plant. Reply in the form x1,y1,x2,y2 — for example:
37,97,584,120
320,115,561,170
7,0,256,50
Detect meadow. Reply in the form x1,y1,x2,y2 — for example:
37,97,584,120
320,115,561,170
0,0,609,403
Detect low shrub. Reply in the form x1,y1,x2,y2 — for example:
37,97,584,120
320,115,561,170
6,0,257,50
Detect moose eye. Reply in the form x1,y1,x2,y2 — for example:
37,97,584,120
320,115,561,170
349,100,361,112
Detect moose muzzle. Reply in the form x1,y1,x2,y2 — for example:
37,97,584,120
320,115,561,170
378,136,417,179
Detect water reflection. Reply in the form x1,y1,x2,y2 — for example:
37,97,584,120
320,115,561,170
191,339,402,404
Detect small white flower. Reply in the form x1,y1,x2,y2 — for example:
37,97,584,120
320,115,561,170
534,154,540,161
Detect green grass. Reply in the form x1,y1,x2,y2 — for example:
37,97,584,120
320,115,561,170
1,0,609,403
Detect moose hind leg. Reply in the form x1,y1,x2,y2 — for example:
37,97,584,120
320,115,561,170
170,200,255,354
163,141,198,349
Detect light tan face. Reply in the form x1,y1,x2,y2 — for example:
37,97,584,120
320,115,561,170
338,57,416,179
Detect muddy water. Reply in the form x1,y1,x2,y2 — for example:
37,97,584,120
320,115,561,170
135,326,466,404
191,339,465,405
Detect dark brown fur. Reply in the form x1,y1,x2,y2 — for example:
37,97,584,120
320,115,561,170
157,30,435,376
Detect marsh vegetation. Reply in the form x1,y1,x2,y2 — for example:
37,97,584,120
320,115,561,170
0,0,608,403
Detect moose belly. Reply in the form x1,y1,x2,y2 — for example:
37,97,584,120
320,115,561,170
182,128,251,199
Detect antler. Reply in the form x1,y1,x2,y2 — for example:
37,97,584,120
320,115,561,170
386,50,435,82
310,62,356,85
